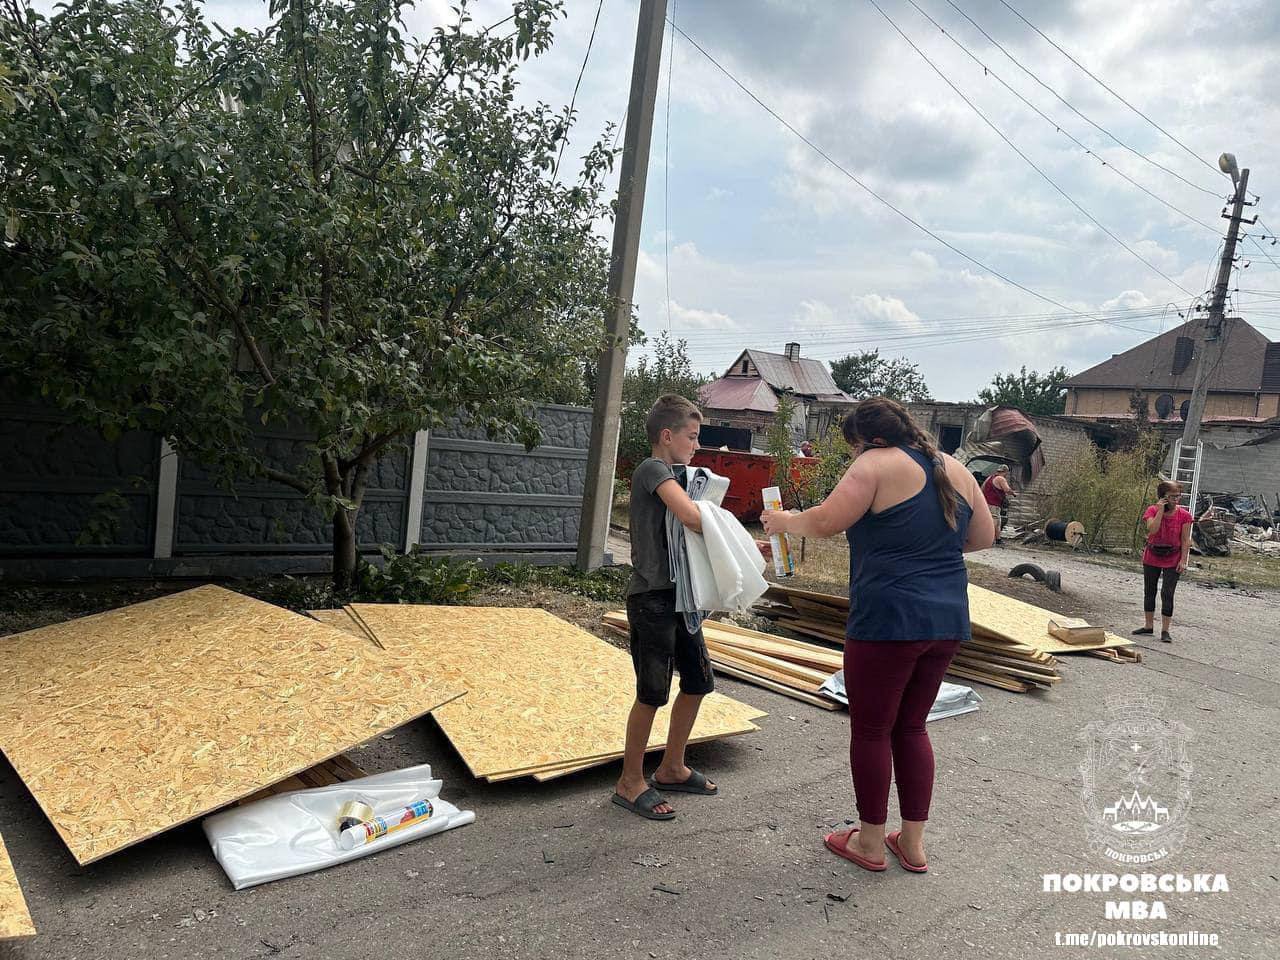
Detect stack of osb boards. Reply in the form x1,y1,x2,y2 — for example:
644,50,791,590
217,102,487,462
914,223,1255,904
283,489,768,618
966,585,1140,663
310,605,765,782
0,586,465,865
758,584,1066,692
0,833,35,941
602,611,841,710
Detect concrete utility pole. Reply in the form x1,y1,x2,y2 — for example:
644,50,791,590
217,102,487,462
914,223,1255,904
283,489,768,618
1179,158,1251,450
577,0,669,571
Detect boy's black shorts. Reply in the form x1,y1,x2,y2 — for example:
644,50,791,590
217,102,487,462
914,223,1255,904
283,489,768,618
625,588,715,707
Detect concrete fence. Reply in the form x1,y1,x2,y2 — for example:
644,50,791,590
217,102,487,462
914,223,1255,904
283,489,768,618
0,402,592,580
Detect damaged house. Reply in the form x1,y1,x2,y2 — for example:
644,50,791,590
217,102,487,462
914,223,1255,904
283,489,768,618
698,343,855,448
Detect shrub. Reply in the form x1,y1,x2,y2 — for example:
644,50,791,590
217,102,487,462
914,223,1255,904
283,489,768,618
1045,436,1162,550
353,547,481,605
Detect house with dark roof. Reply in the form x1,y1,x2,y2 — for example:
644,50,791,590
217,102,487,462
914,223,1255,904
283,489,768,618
1063,316,1280,424
698,342,855,445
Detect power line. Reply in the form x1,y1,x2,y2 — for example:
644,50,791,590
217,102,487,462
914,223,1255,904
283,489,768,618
669,20,1142,334
905,0,1220,234
995,0,1229,184
551,0,605,182
942,0,1223,199
868,0,1197,299
664,0,676,332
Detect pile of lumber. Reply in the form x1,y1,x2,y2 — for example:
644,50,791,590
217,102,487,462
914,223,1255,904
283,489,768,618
755,584,1062,693
752,585,847,645
602,611,841,710
313,604,765,783
755,581,1138,692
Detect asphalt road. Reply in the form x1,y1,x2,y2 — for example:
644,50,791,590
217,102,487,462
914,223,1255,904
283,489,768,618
2,546,1277,960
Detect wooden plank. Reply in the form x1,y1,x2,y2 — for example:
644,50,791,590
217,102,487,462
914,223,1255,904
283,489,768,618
704,642,832,686
351,605,764,779
945,663,1032,693
706,661,841,710
702,628,843,672
0,833,35,941
0,586,464,865
237,754,368,805
764,585,849,608
705,647,825,694
951,653,1060,685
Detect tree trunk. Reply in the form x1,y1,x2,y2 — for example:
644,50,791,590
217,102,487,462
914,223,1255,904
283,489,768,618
333,508,358,589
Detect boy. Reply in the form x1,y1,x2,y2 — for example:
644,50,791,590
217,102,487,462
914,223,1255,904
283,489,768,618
612,394,718,820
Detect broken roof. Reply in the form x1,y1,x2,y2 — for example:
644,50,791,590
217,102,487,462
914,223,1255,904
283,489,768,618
1064,316,1278,394
725,349,854,402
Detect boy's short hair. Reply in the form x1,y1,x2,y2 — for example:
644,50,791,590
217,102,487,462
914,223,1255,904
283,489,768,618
645,394,702,444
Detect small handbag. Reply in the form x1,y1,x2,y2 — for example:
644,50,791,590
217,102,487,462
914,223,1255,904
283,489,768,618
1147,542,1179,557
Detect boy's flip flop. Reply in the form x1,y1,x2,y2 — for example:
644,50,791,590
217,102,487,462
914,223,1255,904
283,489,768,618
823,828,887,872
885,830,928,873
649,769,718,795
612,787,675,821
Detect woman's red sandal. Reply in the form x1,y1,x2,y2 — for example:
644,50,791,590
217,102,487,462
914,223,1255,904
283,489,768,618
885,830,928,873
823,828,887,872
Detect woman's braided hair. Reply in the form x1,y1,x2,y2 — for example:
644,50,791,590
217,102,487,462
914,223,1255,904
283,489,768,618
841,396,963,530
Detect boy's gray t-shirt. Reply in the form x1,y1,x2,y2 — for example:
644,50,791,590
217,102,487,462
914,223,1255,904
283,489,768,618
628,457,682,595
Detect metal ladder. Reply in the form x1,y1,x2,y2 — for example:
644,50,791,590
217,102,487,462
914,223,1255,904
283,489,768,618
1172,440,1203,512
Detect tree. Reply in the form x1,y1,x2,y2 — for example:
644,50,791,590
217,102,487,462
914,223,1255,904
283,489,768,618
830,349,931,401
617,333,708,469
976,366,1069,416
0,0,615,585
764,391,801,505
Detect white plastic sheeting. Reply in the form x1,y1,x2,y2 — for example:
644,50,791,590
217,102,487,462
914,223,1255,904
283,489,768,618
202,764,475,890
818,673,983,722
687,500,769,617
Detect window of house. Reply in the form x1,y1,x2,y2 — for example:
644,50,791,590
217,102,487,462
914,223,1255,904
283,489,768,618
1154,394,1174,419
740,359,749,374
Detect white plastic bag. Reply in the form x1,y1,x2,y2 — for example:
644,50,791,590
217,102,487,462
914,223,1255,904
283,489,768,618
202,763,475,890
818,673,983,721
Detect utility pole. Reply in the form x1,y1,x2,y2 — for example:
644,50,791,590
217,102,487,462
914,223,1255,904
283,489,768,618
577,0,668,571
1179,158,1251,450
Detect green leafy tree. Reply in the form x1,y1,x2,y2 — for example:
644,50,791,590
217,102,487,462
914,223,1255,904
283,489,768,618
830,349,931,401
977,366,1069,416
0,0,615,585
764,390,801,503
617,332,708,468
793,423,851,509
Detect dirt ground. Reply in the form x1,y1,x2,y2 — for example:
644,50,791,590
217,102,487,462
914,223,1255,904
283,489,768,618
2,543,1278,960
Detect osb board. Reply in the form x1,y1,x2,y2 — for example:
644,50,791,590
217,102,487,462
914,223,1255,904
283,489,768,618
0,586,465,865
968,584,1133,654
307,608,369,641
349,605,764,778
0,833,35,940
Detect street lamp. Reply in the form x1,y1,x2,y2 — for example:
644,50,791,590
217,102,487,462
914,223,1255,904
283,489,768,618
1219,152,1240,188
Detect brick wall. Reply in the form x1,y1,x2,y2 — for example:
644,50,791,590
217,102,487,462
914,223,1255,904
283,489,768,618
1068,387,1269,419
1007,416,1095,528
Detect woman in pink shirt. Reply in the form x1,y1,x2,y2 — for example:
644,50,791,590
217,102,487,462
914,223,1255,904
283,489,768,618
1132,480,1194,643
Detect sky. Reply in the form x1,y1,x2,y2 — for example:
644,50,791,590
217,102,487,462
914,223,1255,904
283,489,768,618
55,0,1280,398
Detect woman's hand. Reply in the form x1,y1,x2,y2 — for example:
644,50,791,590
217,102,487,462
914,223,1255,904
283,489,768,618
1177,559,1188,574
760,509,795,536
754,538,773,560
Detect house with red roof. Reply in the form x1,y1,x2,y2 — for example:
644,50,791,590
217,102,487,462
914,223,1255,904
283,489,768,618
698,342,855,448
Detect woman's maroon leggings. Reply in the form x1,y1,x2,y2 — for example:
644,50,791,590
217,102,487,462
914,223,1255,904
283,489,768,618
843,638,960,825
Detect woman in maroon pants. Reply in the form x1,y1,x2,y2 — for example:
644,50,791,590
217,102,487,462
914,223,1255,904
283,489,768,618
762,398,995,873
